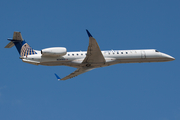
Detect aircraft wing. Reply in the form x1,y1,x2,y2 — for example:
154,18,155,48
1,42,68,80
55,30,104,81
82,30,105,64
58,67,94,80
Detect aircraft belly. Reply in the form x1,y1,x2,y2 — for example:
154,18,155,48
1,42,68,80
40,61,81,67
116,58,171,63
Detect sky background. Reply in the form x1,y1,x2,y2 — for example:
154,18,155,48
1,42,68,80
0,0,180,120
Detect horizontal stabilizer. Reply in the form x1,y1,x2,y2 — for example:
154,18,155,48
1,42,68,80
13,32,23,40
5,31,23,48
5,41,14,48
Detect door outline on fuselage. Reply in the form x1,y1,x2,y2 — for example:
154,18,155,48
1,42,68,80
141,51,146,59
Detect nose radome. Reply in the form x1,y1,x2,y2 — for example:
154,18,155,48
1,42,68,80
162,53,175,61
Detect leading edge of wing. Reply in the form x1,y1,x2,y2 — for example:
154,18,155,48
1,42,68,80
55,67,94,81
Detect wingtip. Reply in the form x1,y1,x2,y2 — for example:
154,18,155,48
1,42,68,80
54,73,61,81
86,29,93,37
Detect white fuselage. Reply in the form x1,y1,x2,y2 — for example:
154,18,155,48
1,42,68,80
6,31,175,80
22,49,174,68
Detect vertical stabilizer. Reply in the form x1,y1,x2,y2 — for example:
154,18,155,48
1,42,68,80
5,32,37,56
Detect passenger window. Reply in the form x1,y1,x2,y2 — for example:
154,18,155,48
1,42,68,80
121,52,123,54
117,52,119,54
126,52,128,54
72,54,74,56
77,54,78,56
68,54,70,56
81,54,83,55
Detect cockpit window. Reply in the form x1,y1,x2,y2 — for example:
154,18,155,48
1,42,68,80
155,50,159,52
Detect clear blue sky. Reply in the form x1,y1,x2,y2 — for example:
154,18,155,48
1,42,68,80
0,0,180,120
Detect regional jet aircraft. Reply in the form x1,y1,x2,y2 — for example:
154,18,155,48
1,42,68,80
5,30,175,80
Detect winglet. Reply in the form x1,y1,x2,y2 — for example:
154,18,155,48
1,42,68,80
54,73,61,81
86,29,93,37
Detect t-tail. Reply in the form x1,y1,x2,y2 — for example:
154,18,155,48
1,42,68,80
5,32,37,56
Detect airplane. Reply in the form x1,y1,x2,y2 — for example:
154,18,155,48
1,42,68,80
5,30,175,80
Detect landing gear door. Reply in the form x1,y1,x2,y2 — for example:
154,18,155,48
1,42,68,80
141,51,146,58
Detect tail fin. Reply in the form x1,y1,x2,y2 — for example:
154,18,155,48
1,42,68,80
5,31,23,48
5,32,37,56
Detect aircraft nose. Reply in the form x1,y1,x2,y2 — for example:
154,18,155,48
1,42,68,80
161,53,175,61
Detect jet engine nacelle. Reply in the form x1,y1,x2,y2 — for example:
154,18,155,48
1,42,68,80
41,47,67,57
